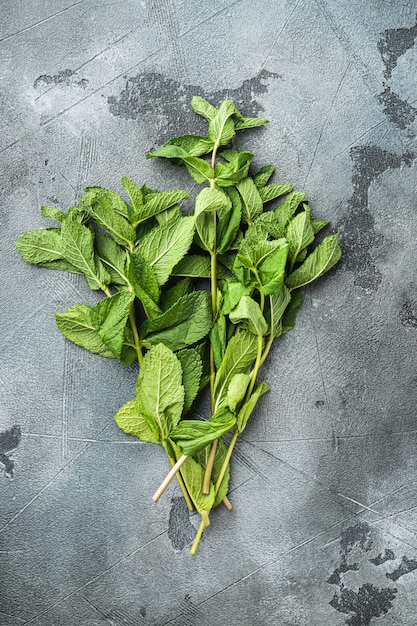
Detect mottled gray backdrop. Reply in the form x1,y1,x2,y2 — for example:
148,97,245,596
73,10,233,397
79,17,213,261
1,1,417,625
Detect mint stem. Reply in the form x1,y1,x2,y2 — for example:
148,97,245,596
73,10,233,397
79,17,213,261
152,454,188,502
128,301,143,366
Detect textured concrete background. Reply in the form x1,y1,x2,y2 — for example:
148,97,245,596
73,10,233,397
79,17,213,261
2,1,417,624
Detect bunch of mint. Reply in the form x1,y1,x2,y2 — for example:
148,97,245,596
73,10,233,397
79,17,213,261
16,97,341,554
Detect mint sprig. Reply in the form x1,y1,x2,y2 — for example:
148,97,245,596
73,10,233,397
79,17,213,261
16,95,341,554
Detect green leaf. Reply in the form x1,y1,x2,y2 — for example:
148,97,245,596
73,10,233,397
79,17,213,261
141,290,212,351
170,409,236,456
55,303,115,358
236,382,269,433
252,164,275,188
176,348,203,414
114,399,159,444
259,183,293,204
216,188,242,255
152,134,214,157
233,108,269,130
121,176,144,218
174,446,215,513
229,295,268,335
138,216,195,286
215,151,253,187
311,218,330,234
286,233,342,290
82,186,131,220
40,206,66,223
234,237,288,295
159,278,193,312
221,278,254,315
140,189,188,224
286,206,315,266
61,220,110,290
237,177,263,224
172,254,211,278
227,373,251,414
156,205,183,225
147,145,214,184
214,330,258,409
208,100,236,146
195,187,231,217
268,285,291,336
194,438,230,507
258,241,289,296
191,96,217,122
253,211,286,240
90,290,135,360
281,288,302,334
274,191,306,226
82,190,136,247
16,228,64,265
95,232,129,286
136,344,184,441
209,312,227,370
128,252,161,317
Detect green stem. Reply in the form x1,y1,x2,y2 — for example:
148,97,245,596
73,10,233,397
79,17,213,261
190,516,206,555
163,444,194,511
215,429,239,494
102,285,112,297
202,438,218,494
128,301,143,366
245,332,264,401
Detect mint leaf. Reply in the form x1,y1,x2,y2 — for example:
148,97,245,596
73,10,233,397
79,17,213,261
259,183,293,204
281,288,303,334
128,251,161,317
191,96,217,122
114,399,159,444
95,232,129,286
16,228,65,265
176,348,203,414
40,206,66,223
121,176,144,218
227,373,251,414
214,330,258,409
138,216,195,286
209,312,227,370
136,344,184,441
90,290,135,360
140,189,188,224
55,303,115,358
237,177,263,224
208,100,237,146
147,145,214,184
274,191,306,226
229,295,268,336
268,285,291,336
253,164,275,188
152,134,214,157
286,233,341,290
159,278,192,312
286,206,315,266
216,187,242,254
61,220,110,290
311,218,330,234
215,151,253,187
82,190,136,247
170,409,236,456
82,186,131,220
175,447,215,514
141,290,212,351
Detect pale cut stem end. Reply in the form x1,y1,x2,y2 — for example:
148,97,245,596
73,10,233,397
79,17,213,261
202,438,218,494
152,454,188,502
223,496,232,510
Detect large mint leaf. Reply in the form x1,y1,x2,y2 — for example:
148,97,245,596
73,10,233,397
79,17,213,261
136,344,184,441
141,290,212,351
114,399,159,444
83,191,136,247
90,290,135,359
229,295,268,336
55,303,115,358
237,177,263,224
61,220,110,290
286,206,315,267
137,189,188,225
286,234,341,290
191,96,217,122
170,409,236,456
159,278,192,312
214,330,258,410
176,348,203,414
138,215,195,286
16,228,64,265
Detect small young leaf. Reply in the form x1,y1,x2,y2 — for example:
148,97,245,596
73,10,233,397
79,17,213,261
141,290,212,351
191,96,217,122
90,290,135,360
83,191,136,247
268,285,291,336
55,304,115,358
114,399,159,444
128,252,161,317
311,218,330,234
121,176,144,218
286,233,341,290
216,187,242,255
274,191,306,226
61,220,110,290
170,409,236,456
147,145,214,184
229,295,268,336
82,186,131,220
40,206,66,223
208,100,237,146
214,330,258,409
153,134,214,157
195,186,231,217
138,216,195,286
95,232,130,286
136,344,184,441
221,278,254,315
237,177,263,224
236,382,269,433
227,373,251,414
252,164,275,188
215,151,253,187
286,206,315,266
176,348,203,414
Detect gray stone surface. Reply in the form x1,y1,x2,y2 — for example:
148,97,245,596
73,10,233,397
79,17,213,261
1,1,417,624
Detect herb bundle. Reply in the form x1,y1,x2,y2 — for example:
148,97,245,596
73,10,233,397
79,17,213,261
16,97,341,554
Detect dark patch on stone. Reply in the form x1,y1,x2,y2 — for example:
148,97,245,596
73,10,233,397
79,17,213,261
315,400,325,407
107,70,281,143
0,425,22,478
400,300,417,328
370,548,395,566
341,146,415,292
34,69,88,90
327,561,359,586
386,555,417,581
378,16,417,79
140,606,146,617
167,496,195,550
340,522,372,554
378,86,417,129
329,583,398,626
